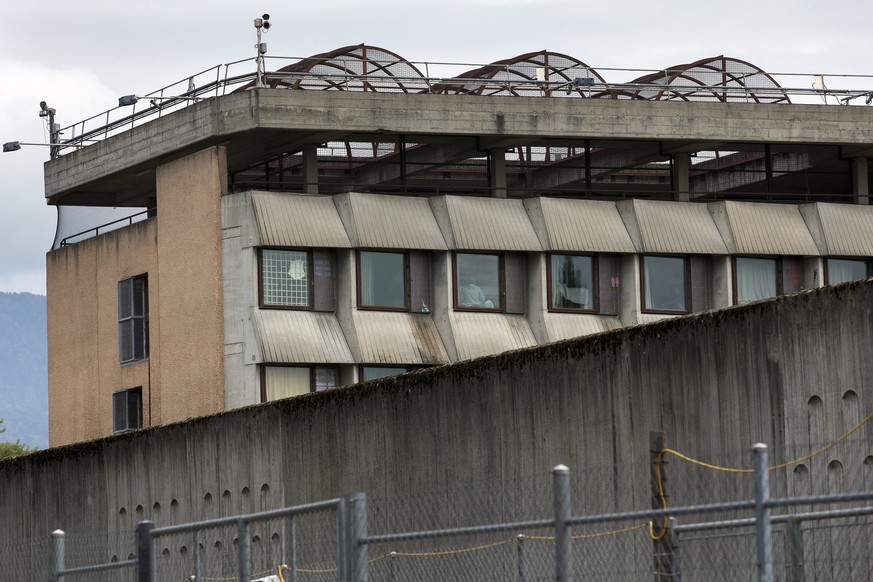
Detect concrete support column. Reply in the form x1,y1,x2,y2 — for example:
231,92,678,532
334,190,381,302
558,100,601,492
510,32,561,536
526,253,549,343
618,254,640,326
851,158,869,205
711,256,732,309
303,143,319,194
489,150,507,198
672,153,691,202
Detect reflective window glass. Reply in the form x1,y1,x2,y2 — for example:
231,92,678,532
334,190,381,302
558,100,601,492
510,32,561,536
359,251,406,308
643,256,687,312
456,254,501,310
550,255,594,310
735,257,778,304
827,258,868,285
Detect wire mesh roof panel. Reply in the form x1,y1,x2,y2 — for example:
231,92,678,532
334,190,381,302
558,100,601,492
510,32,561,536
431,50,605,97
614,56,790,103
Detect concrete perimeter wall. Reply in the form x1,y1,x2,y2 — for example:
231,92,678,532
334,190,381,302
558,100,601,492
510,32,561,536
5,280,873,540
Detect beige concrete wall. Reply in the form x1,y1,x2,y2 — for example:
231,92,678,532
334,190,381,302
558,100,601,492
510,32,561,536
47,219,158,446
154,146,227,424
46,146,227,445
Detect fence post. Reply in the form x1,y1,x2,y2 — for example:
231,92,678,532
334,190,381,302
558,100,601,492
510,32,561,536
787,517,805,582
553,464,572,582
286,515,297,582
753,443,773,582
347,492,368,582
668,517,681,582
137,520,156,582
389,551,397,582
193,530,201,582
516,534,526,582
50,529,65,582
238,518,251,582
650,431,673,580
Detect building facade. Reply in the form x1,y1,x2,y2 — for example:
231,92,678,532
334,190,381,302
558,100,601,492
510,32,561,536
44,47,873,445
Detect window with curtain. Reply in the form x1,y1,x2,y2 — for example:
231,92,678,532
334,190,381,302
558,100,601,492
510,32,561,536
642,256,687,312
263,366,311,401
359,251,407,309
735,257,778,304
549,254,594,311
827,258,868,285
455,253,502,310
261,249,310,307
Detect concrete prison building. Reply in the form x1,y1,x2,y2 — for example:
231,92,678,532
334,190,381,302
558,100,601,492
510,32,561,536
43,46,873,446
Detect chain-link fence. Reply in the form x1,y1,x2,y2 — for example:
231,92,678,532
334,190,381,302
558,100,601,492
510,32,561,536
11,441,873,581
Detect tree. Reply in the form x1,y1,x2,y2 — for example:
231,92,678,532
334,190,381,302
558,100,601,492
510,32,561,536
0,418,37,460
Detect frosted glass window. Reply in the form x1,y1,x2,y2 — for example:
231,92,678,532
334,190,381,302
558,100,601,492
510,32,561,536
262,249,309,307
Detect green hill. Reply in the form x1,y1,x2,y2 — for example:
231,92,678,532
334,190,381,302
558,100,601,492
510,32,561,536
0,292,47,449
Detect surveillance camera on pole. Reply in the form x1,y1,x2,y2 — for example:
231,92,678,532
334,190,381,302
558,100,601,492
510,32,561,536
254,14,271,88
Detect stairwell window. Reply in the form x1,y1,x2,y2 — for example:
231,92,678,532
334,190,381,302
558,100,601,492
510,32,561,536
118,275,149,363
112,387,142,432
260,249,310,308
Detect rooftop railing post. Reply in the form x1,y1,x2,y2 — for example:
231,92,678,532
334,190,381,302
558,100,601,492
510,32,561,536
346,492,368,582
753,443,773,582
50,529,65,582
553,464,573,582
668,517,681,582
286,515,297,582
137,520,156,582
193,530,202,582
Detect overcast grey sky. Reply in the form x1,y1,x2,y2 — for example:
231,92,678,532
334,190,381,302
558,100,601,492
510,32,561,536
0,0,871,294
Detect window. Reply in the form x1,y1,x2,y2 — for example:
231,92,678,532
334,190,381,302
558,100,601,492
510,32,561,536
361,366,411,381
549,254,595,311
118,275,148,363
112,388,142,432
826,258,869,285
260,249,310,308
261,365,338,402
642,256,688,312
358,251,407,309
455,253,502,310
734,257,779,304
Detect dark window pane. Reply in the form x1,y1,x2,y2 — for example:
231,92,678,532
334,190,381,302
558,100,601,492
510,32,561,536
736,257,777,304
644,256,687,311
362,366,409,381
112,392,126,432
456,254,501,309
118,279,132,319
113,388,142,432
314,366,339,391
551,255,594,310
360,251,406,308
119,321,133,363
127,389,142,429
262,249,310,307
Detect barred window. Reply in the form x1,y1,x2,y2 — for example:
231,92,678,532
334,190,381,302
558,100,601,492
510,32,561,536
118,275,148,363
261,249,310,307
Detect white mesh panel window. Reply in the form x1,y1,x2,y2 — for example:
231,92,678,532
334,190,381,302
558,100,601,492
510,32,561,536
262,250,309,307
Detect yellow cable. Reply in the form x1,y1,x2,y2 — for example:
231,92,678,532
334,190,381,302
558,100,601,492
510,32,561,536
648,409,873,540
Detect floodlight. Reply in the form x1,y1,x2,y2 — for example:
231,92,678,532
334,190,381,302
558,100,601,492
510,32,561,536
118,95,139,107
3,141,21,152
574,77,595,87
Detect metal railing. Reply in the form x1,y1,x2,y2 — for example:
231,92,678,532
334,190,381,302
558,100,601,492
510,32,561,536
50,55,873,158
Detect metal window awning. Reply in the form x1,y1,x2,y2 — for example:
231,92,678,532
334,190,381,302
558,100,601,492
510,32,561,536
349,311,450,365
525,198,636,253
334,192,448,249
712,201,819,255
430,195,543,251
252,191,352,248
619,199,728,255
253,310,355,363
801,202,873,256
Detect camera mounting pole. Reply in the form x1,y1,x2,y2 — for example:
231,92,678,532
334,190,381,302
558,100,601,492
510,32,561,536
253,14,271,88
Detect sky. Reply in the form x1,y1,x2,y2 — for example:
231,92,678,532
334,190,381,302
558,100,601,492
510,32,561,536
0,0,871,295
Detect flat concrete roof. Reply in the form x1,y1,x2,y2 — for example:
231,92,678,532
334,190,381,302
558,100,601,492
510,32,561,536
44,89,873,206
